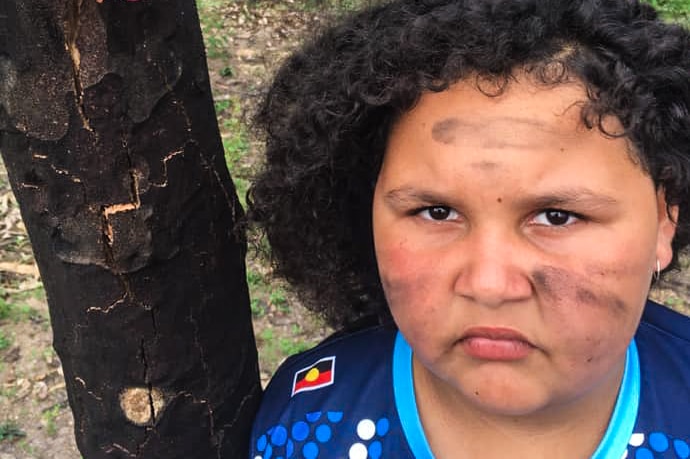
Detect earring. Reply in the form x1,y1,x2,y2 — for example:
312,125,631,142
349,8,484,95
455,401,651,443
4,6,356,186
654,259,661,282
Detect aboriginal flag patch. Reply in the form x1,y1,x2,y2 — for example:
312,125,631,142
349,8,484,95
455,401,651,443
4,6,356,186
291,356,336,396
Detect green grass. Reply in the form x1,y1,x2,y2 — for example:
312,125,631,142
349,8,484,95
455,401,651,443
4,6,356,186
196,0,233,60
41,405,60,438
0,286,46,352
0,329,11,351
269,288,289,313
0,286,44,323
213,98,252,208
646,0,690,24
257,328,314,371
0,421,25,442
245,268,294,317
278,336,312,356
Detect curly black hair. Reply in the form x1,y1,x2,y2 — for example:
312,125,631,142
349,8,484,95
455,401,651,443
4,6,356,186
247,0,690,328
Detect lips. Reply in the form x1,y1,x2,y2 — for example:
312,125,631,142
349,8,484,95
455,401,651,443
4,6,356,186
459,327,535,361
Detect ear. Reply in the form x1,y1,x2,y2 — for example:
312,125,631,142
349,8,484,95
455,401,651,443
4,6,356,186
656,188,678,270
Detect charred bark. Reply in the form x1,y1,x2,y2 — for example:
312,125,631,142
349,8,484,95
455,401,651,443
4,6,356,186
0,0,261,457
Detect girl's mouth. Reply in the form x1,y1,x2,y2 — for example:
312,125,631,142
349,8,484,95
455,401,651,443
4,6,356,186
459,327,535,361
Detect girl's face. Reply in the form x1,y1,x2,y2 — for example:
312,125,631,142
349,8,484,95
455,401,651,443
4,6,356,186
372,78,677,420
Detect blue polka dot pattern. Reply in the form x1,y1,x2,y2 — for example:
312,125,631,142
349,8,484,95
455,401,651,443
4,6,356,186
254,409,350,458
627,432,690,459
649,432,669,452
306,412,322,423
291,421,309,442
303,441,319,459
257,434,268,452
377,418,390,437
271,425,288,446
345,417,393,458
316,424,332,443
675,439,690,459
328,411,344,422
369,440,383,459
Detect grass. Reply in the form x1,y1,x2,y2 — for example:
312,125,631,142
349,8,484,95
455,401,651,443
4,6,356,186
0,286,44,323
41,405,61,438
246,268,293,317
214,98,252,208
647,0,690,24
0,286,45,351
269,288,289,313
196,0,233,60
256,328,313,372
0,421,25,442
0,329,11,351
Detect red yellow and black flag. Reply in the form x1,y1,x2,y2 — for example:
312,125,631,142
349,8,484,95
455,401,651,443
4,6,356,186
291,356,336,396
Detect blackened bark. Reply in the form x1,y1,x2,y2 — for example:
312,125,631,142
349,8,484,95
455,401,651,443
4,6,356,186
0,0,261,457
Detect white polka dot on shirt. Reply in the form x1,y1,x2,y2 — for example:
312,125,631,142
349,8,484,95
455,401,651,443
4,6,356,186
629,433,645,447
349,442,368,459
357,419,376,441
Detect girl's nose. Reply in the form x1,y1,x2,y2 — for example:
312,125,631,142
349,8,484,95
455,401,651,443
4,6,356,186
452,230,533,308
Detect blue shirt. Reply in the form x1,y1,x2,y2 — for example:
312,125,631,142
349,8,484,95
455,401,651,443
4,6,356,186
250,301,690,459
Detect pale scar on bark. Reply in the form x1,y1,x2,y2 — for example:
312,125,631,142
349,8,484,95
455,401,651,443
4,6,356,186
120,386,166,426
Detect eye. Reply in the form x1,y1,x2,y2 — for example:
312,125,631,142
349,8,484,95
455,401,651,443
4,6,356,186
419,206,459,221
532,209,580,226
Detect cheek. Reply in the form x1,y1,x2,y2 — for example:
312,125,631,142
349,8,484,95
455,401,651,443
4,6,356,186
532,265,643,361
376,239,444,323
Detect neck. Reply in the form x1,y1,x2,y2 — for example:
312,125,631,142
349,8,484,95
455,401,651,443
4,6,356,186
412,356,626,459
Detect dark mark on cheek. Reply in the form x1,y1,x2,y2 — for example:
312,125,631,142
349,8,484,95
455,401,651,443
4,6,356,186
532,265,627,314
532,269,554,296
575,287,598,305
431,117,461,145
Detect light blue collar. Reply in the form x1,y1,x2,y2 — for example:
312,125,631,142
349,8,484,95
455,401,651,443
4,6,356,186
392,333,640,459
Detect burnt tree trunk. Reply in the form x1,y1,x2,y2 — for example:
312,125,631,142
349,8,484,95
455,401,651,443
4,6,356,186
0,0,261,457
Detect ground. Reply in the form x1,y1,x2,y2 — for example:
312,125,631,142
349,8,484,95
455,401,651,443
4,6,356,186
0,1,689,458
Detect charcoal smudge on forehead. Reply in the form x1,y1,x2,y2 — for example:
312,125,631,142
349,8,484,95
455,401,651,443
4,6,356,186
431,117,461,145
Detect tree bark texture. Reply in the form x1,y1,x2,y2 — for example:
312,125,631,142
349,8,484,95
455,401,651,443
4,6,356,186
0,0,261,457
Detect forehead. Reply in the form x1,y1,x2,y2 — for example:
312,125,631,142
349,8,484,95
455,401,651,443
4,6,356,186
395,78,593,142
380,78,648,196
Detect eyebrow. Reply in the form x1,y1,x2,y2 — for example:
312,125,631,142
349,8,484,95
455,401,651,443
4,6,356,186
383,187,450,206
515,188,620,209
382,186,619,209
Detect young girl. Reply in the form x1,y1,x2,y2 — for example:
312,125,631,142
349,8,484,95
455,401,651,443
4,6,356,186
247,1,690,457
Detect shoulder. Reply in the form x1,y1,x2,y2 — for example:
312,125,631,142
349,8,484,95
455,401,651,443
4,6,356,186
636,300,690,373
638,299,690,347
633,300,690,437
263,324,398,400
250,325,401,459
